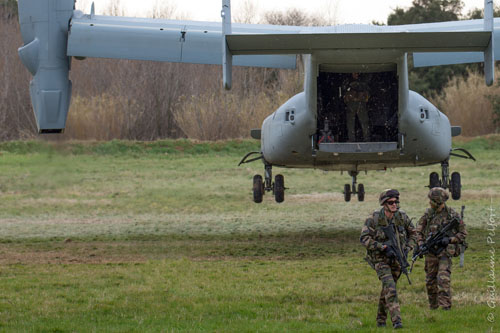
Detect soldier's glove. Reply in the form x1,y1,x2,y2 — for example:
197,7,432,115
441,237,450,246
404,247,411,258
414,245,423,259
384,246,396,259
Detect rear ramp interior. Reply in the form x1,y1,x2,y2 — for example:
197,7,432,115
316,70,399,153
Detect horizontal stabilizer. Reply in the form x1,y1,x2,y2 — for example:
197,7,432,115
226,31,491,55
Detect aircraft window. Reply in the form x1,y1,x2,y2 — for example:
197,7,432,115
419,108,429,122
285,111,290,121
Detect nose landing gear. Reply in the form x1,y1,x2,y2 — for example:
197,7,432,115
343,171,365,202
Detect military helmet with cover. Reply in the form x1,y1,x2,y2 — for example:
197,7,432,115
379,189,400,205
428,187,449,204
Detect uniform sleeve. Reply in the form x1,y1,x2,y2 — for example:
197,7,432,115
450,210,468,244
404,214,417,250
360,218,384,251
416,211,430,245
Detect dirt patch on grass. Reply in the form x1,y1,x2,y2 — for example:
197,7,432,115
0,242,148,264
287,192,343,203
0,234,358,265
462,189,500,199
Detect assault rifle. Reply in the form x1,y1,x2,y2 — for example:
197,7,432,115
382,224,412,285
410,206,465,272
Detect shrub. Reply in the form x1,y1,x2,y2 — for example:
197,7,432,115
430,69,499,136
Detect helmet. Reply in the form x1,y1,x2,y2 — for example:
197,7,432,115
379,189,400,206
428,187,449,204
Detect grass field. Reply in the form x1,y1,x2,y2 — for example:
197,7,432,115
0,137,499,332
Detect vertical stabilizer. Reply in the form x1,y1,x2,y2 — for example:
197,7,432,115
17,0,75,133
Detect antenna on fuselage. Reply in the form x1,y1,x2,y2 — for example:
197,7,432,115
221,0,233,90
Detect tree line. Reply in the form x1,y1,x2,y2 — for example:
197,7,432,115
0,0,498,141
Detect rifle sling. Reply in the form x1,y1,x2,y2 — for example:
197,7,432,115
394,223,403,255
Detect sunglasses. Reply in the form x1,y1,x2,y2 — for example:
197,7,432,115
386,200,399,205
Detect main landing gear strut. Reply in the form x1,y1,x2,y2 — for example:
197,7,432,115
429,160,462,200
343,171,365,202
428,148,476,200
239,152,285,203
252,163,285,203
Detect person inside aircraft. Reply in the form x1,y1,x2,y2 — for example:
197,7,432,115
343,73,371,142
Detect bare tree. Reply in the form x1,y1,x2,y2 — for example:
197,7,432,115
148,0,176,19
104,0,126,17
264,8,327,26
318,0,339,26
0,13,37,140
234,0,260,24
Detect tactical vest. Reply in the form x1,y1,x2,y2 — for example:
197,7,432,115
423,206,467,257
365,209,409,266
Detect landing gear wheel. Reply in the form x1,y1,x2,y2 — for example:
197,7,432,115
429,172,440,188
253,175,264,203
274,174,285,203
357,184,365,202
451,172,461,200
344,184,351,202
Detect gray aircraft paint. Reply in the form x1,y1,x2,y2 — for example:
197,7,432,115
15,0,495,174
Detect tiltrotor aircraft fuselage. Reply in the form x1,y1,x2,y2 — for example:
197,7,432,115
17,0,497,202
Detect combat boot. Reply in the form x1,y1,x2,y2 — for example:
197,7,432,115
376,321,386,328
393,321,403,329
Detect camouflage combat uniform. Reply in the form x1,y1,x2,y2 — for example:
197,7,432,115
344,74,370,142
416,191,467,310
360,207,416,326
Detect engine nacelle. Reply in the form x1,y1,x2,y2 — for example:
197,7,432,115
17,0,75,133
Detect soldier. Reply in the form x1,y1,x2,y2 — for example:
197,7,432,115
416,187,467,310
360,189,416,329
343,72,371,142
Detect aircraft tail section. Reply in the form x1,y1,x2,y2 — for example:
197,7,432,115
17,0,75,133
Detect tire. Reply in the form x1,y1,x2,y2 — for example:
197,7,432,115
274,174,285,203
357,184,365,202
451,172,461,200
429,172,440,188
344,184,351,202
253,175,263,203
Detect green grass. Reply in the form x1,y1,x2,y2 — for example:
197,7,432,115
0,137,499,331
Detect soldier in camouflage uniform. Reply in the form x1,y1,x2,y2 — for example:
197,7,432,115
344,72,371,142
360,189,416,329
416,187,467,310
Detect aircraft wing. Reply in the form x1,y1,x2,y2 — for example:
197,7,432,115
67,14,299,68
226,31,490,54
406,18,500,67
67,14,498,61
15,0,499,133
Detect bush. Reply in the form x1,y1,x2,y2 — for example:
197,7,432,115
430,69,500,136
64,94,137,140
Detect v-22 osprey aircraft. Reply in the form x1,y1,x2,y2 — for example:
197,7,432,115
17,0,498,203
